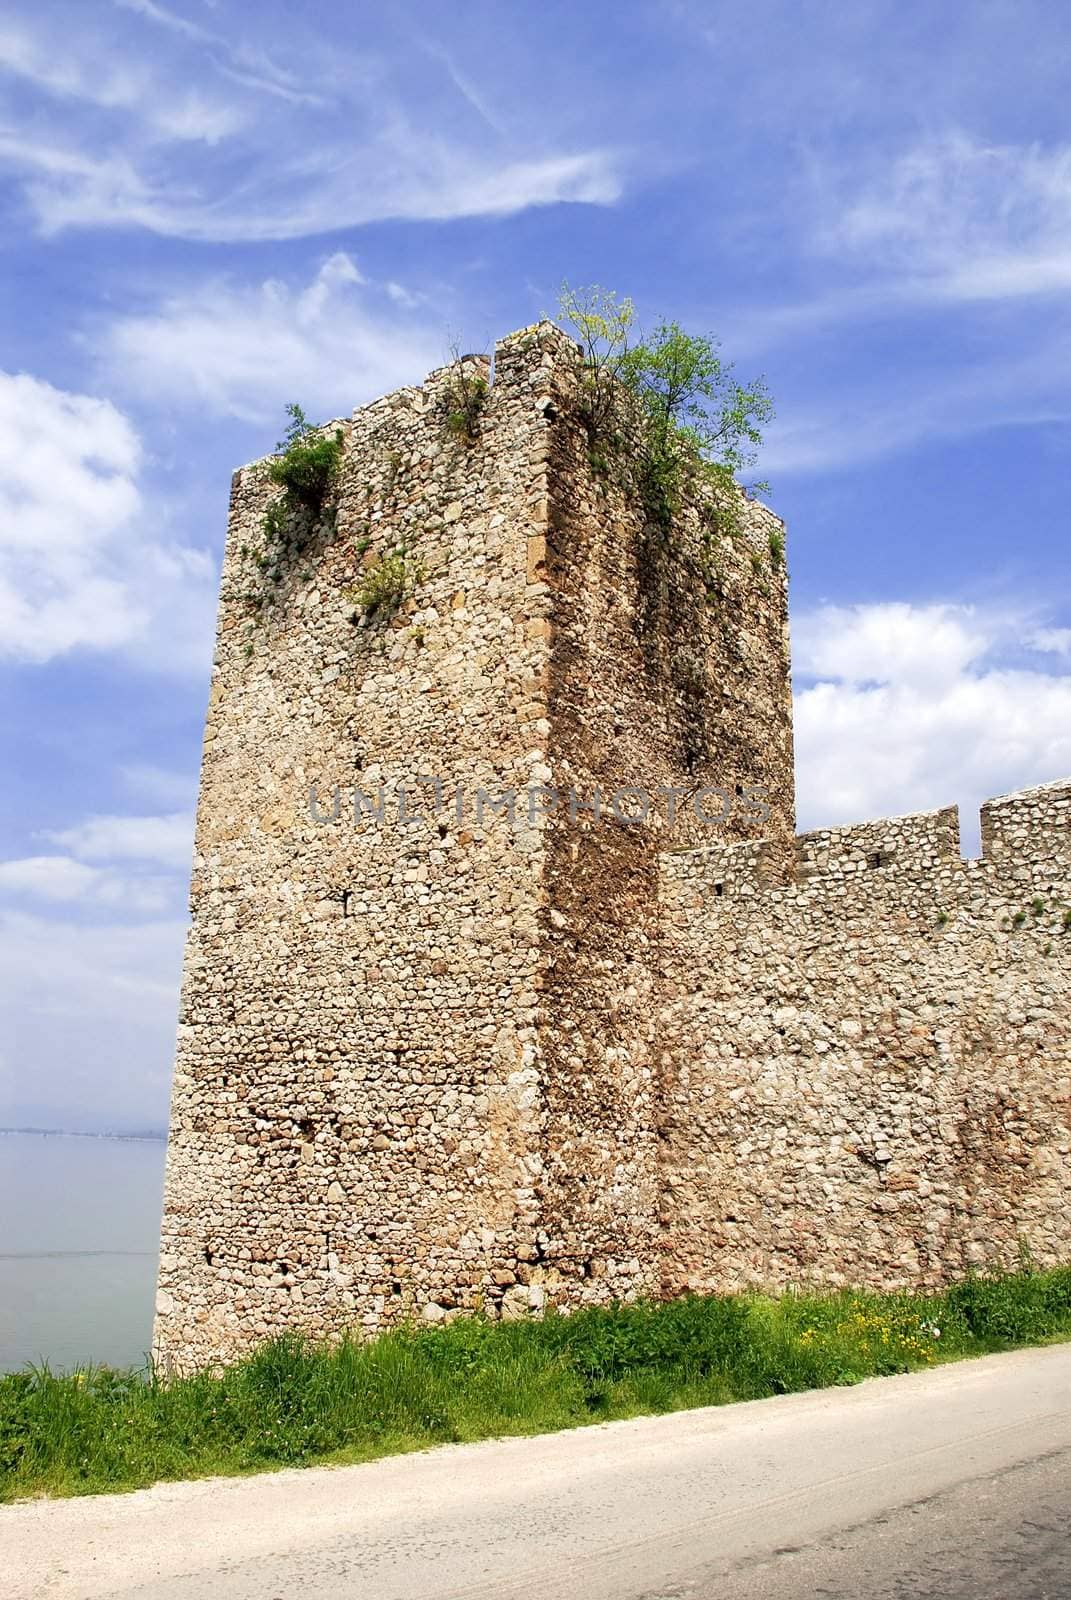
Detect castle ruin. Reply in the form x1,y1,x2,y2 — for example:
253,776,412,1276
155,322,1071,1368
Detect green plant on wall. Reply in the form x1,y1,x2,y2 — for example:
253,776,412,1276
556,283,774,561
443,350,489,444
556,284,637,444
346,547,427,621
243,404,343,619
270,404,342,513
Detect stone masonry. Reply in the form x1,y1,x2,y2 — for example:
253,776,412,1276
155,323,1070,1368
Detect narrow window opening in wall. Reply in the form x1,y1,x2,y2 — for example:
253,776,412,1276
341,889,352,917
438,822,448,839
714,882,724,897
204,1246,215,1265
298,1117,315,1138
391,1279,402,1295
867,851,886,869
734,783,744,795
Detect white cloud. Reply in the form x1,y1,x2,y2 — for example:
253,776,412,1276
0,855,176,915
0,805,195,921
42,811,195,871
0,909,187,1128
0,371,144,660
0,370,216,668
793,602,991,688
385,281,426,309
1029,627,1071,658
793,602,1071,851
101,252,445,422
417,37,508,137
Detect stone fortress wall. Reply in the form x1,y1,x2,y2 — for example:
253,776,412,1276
155,322,1070,1369
658,784,1071,1297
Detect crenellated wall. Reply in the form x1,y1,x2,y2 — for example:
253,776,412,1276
657,782,1071,1294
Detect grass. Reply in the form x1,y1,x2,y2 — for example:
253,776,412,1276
2,1266,1070,1502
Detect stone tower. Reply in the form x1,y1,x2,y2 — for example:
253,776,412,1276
156,322,1071,1372
154,323,794,1367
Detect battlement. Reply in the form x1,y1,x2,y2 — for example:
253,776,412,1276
660,779,1071,908
980,777,1071,863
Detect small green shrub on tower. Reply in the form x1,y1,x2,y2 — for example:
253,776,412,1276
556,284,775,574
242,404,344,623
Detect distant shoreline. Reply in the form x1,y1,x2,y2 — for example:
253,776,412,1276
0,1128,167,1144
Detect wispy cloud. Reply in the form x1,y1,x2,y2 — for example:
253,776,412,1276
0,9,624,240
758,318,1071,474
416,35,509,136
4,136,622,241
814,132,1071,306
0,18,244,140
114,0,213,46
0,790,195,1127
113,0,324,106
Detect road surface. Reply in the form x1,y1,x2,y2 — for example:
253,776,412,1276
4,1343,1070,1599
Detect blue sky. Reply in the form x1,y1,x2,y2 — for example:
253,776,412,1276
2,0,1070,1130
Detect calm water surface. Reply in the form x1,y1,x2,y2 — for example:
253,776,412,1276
0,1133,166,1373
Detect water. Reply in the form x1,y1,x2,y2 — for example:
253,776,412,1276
0,1133,167,1374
